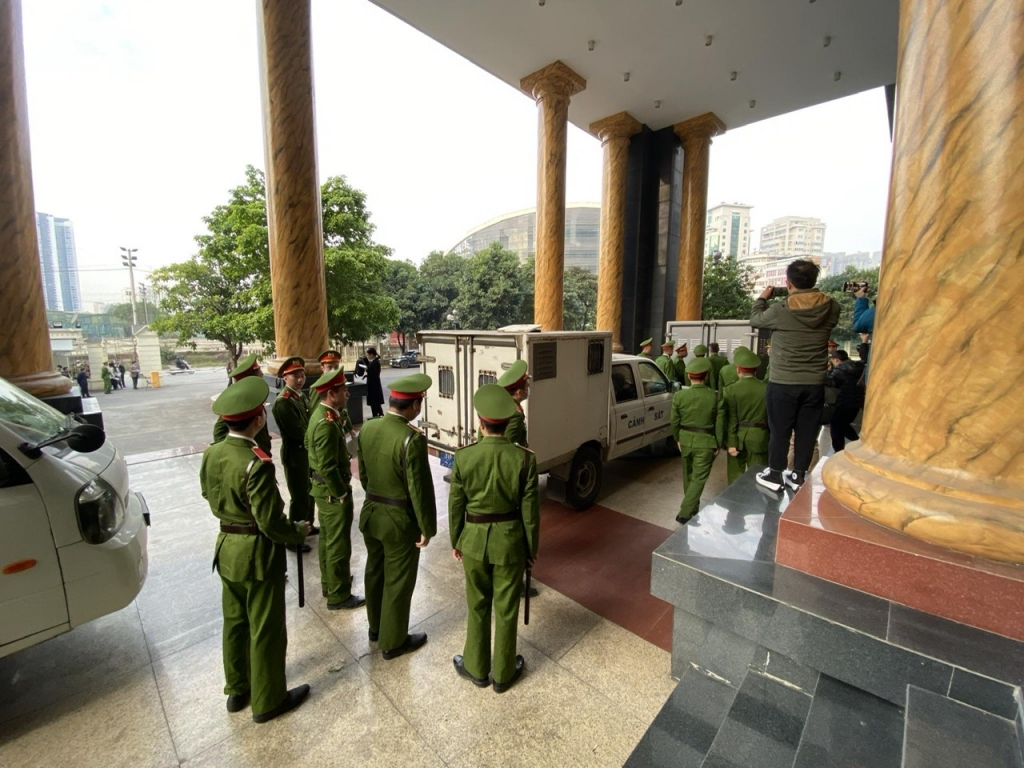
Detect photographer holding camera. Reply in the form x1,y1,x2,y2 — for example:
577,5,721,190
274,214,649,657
750,259,840,493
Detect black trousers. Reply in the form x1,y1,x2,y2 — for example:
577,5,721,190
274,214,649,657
369,403,384,418
766,382,824,473
830,403,861,452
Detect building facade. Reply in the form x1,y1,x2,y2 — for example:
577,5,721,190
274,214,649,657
759,215,826,258
704,202,752,258
450,203,601,273
36,212,82,312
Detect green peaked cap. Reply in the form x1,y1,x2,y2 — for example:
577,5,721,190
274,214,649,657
731,346,750,359
685,357,713,375
498,359,529,389
661,339,674,348
390,373,432,398
474,383,517,422
229,353,259,379
278,356,305,376
639,337,653,348
312,367,348,392
693,344,708,356
213,375,268,418
734,349,762,369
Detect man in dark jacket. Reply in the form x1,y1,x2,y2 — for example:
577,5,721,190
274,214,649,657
826,350,864,452
750,259,840,492
363,348,385,418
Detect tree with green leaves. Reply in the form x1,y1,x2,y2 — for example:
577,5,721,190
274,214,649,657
563,266,598,330
417,250,470,330
449,243,527,330
818,266,880,342
701,254,756,320
385,259,423,351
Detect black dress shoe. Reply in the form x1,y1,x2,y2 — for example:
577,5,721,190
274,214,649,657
286,543,312,553
382,632,427,660
453,655,489,688
252,684,310,723
226,693,250,713
675,514,694,524
368,629,379,642
327,594,366,610
493,655,525,694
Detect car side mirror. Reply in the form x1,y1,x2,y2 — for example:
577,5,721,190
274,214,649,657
672,381,682,392
67,424,106,453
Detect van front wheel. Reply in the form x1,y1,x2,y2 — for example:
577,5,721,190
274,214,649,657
566,445,602,510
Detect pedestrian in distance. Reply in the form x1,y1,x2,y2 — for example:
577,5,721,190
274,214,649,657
101,363,112,394
671,357,720,523
450,384,539,693
718,348,769,484
199,376,311,723
213,354,272,455
363,347,385,418
272,357,317,550
76,368,90,398
130,360,140,389
306,367,364,610
356,373,436,660
118,361,126,389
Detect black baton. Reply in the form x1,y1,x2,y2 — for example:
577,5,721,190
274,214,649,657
296,534,305,608
524,567,531,625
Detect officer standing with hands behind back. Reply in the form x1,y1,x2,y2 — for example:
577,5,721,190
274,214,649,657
273,357,316,551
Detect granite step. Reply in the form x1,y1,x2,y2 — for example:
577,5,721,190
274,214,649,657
793,675,904,768
902,686,1022,768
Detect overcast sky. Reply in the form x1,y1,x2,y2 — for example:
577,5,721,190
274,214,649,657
22,0,893,308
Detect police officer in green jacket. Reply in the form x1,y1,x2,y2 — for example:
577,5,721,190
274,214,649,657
200,376,310,723
638,337,654,358
690,345,717,389
708,343,729,381
306,367,365,610
356,373,437,659
717,348,769,484
672,342,689,385
654,340,675,381
272,357,316,551
450,384,540,693
671,357,720,523
717,346,748,392
497,359,530,448
310,350,357,446
213,353,272,454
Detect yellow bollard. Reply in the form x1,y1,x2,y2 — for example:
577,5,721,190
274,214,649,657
150,371,161,388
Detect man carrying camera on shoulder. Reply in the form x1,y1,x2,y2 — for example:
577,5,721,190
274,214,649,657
750,259,840,493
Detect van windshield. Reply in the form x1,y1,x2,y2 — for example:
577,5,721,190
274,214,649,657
0,377,67,443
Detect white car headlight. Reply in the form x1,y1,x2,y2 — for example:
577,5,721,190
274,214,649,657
75,477,126,544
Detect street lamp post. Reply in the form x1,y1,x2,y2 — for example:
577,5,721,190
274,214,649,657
120,247,138,327
138,283,150,325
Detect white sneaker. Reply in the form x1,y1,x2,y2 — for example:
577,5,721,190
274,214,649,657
755,469,784,493
784,470,805,491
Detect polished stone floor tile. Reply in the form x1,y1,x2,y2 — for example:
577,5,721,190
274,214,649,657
558,619,675,723
517,584,602,661
136,558,223,660
0,665,177,768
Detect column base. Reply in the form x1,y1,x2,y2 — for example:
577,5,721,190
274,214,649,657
6,370,73,399
778,478,1024,643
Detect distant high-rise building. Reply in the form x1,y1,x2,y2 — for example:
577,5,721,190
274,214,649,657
759,215,826,258
704,203,752,259
36,212,82,312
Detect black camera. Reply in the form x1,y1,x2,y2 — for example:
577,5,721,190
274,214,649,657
772,287,788,298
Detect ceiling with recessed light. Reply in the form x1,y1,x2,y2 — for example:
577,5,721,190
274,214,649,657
369,0,899,133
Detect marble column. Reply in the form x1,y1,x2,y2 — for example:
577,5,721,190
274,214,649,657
822,0,1024,564
0,0,71,398
257,0,328,374
520,61,586,332
672,113,725,321
590,112,641,351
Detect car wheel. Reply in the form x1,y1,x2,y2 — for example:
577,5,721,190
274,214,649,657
566,444,602,510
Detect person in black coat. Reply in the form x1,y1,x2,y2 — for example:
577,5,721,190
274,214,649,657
364,347,385,418
76,368,90,398
826,350,865,452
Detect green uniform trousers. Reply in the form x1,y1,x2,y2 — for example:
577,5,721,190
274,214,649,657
103,379,112,394
281,453,313,524
679,446,716,519
360,504,420,653
316,495,354,604
727,447,769,484
461,555,524,684
220,574,289,717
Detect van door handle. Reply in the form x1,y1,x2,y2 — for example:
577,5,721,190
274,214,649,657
620,414,628,419
647,406,655,411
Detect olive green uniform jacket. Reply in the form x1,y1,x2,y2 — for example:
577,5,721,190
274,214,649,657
670,383,719,520
356,413,437,652
214,415,272,455
449,436,539,682
273,387,313,523
200,435,306,716
306,403,356,604
709,353,729,380
718,376,770,484
717,364,739,392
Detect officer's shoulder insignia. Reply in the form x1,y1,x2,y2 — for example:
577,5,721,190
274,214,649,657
252,446,272,463
282,389,294,400
406,423,424,436
324,410,338,423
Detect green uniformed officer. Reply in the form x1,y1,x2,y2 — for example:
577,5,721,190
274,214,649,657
717,346,748,392
199,376,310,723
213,354,272,454
311,350,357,443
717,348,769,484
671,357,720,523
690,344,717,389
450,384,540,693
708,343,729,381
654,340,675,381
638,337,653,358
672,342,689,385
272,357,316,550
101,364,112,394
356,373,437,659
497,359,530,448
306,367,365,610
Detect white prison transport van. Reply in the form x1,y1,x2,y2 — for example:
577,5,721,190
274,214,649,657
417,327,678,509
0,376,149,658
665,319,761,366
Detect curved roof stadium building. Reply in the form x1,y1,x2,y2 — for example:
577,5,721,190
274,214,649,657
449,203,600,273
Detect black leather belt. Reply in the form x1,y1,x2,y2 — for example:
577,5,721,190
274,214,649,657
738,420,768,429
312,470,352,486
366,492,409,509
221,523,259,535
679,425,715,434
466,511,520,524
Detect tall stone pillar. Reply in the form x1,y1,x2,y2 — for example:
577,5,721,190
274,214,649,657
672,113,725,321
590,112,641,350
520,61,586,332
822,0,1024,564
256,0,328,373
0,0,70,398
